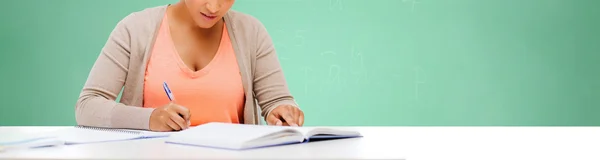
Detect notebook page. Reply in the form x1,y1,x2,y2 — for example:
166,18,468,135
0,133,55,145
0,137,63,152
73,126,176,137
46,127,142,144
118,129,177,137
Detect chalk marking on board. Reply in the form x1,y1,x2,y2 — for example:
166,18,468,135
319,64,341,93
402,0,420,12
294,30,307,47
349,71,364,84
414,66,425,101
328,65,342,84
276,29,287,35
301,66,312,95
350,46,367,84
321,64,342,94
350,46,365,68
321,51,337,56
412,0,418,12
329,0,343,12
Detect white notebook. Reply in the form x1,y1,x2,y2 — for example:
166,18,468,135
0,135,64,152
165,122,362,150
47,126,176,144
1,126,176,150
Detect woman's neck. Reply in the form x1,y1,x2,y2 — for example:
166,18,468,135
167,2,223,38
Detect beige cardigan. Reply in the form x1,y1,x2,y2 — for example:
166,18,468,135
75,5,299,130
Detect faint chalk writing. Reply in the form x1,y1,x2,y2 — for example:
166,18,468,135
328,64,341,83
328,65,342,85
294,30,307,47
414,66,425,101
350,46,364,68
301,66,312,95
320,64,342,94
321,51,337,56
329,0,343,12
350,46,368,84
402,0,420,12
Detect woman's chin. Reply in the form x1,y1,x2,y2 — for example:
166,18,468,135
193,22,218,29
192,17,220,29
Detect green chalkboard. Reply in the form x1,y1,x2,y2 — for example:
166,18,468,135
0,0,599,126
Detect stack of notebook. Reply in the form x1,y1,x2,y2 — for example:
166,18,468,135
0,127,174,151
1,123,361,151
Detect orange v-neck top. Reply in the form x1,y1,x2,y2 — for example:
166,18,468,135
142,13,245,126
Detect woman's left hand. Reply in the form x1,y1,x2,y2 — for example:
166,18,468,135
266,105,304,126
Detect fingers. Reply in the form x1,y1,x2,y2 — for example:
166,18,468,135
268,105,305,127
165,118,181,131
149,102,193,132
169,111,188,130
291,107,304,126
281,112,298,127
170,104,191,121
267,113,283,126
298,110,304,126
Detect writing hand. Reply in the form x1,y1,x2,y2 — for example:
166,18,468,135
149,102,191,131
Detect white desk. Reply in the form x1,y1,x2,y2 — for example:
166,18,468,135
1,126,600,160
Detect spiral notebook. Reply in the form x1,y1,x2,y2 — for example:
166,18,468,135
45,126,176,145
1,126,174,151
0,136,64,152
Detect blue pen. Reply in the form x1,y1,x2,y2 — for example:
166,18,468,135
163,81,190,127
163,81,175,101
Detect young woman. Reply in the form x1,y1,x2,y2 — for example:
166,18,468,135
75,0,304,132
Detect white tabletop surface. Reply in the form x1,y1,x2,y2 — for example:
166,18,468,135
1,126,600,160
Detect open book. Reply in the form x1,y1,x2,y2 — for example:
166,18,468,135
165,122,362,150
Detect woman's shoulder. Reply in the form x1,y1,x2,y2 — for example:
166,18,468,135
115,5,168,30
224,9,273,51
225,10,260,24
104,5,167,54
225,10,268,34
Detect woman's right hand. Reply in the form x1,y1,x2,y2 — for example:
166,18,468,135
149,102,191,132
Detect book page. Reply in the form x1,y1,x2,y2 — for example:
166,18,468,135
166,122,302,149
292,127,317,137
292,127,362,138
170,122,297,142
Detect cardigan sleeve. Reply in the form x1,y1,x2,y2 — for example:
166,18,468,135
75,13,155,130
249,17,301,120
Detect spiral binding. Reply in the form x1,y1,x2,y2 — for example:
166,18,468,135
75,126,141,135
